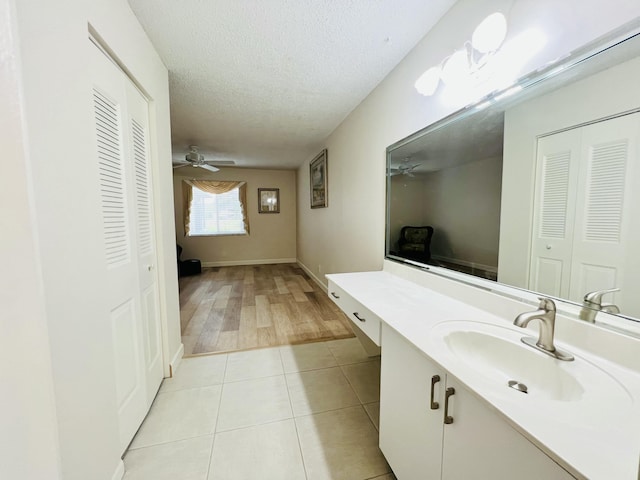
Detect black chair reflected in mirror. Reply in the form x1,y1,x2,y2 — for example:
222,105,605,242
397,226,434,263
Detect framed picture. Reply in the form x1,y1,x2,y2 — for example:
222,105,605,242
258,188,280,213
310,149,328,208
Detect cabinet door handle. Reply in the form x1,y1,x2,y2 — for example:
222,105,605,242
444,387,455,424
430,375,440,410
352,312,366,322
331,292,340,299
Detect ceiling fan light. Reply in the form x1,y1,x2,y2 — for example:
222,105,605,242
472,12,507,54
415,66,441,96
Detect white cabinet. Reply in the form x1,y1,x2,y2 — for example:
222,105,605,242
379,323,445,479
380,324,575,480
328,280,381,346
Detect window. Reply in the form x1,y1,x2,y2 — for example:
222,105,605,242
183,181,249,236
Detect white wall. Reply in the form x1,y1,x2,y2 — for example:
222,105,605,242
0,1,62,478
296,0,640,286
423,156,502,267
388,175,430,252
174,168,297,265
499,55,640,287
6,1,180,479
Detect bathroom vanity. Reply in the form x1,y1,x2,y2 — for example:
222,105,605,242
327,262,640,480
352,19,640,480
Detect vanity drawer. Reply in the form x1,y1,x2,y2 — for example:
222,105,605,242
328,281,381,346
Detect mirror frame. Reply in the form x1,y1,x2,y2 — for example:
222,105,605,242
385,19,640,332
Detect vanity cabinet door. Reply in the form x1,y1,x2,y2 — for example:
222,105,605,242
441,377,575,480
379,323,445,479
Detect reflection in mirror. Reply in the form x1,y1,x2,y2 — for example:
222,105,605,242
386,25,640,328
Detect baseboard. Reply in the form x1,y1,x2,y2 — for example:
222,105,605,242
297,260,327,293
431,255,498,273
201,258,297,268
111,459,125,480
168,343,184,378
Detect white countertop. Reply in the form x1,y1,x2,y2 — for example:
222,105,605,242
327,270,640,480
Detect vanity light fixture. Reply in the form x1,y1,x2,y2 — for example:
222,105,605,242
415,12,508,96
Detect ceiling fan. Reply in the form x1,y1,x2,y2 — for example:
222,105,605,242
172,145,235,173
389,159,422,177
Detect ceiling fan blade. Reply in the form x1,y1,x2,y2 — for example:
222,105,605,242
196,164,220,173
172,163,190,169
204,160,235,166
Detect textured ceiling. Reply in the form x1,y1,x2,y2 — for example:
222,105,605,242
127,0,456,169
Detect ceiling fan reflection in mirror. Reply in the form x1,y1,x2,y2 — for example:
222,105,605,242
389,158,423,177
172,145,235,173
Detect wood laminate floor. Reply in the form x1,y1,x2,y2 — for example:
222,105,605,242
179,263,355,356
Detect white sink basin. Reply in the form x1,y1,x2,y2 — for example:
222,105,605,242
430,320,631,404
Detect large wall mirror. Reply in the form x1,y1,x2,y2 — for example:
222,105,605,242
386,22,640,332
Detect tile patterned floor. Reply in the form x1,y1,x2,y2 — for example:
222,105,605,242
123,338,396,480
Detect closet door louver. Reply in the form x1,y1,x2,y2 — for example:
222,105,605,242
539,151,571,240
584,141,627,243
132,118,152,256
93,88,130,267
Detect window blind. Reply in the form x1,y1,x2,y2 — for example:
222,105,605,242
188,186,246,236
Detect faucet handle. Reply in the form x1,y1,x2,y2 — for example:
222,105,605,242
537,297,556,312
584,288,620,306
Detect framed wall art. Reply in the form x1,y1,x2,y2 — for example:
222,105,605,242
258,188,280,213
310,149,328,208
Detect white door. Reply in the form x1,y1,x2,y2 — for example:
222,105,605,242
529,128,581,298
441,378,574,480
90,41,162,452
568,113,640,314
125,81,164,402
379,324,445,479
530,113,640,318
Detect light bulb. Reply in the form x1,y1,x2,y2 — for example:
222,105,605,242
440,49,470,86
414,66,441,96
472,12,507,54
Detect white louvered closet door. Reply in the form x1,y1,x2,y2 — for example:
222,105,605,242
90,41,160,453
529,129,581,298
125,80,164,405
568,113,640,315
530,113,640,317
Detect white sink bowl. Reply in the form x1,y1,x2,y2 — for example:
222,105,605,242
430,320,631,404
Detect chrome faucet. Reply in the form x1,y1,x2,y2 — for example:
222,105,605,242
514,298,574,361
579,288,620,323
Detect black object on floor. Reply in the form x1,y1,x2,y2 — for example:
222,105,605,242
177,244,202,277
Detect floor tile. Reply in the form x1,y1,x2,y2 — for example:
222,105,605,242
130,385,222,449
326,338,377,365
208,420,306,480
123,435,213,480
296,406,390,480
364,402,380,430
216,375,292,432
286,367,360,416
224,347,283,382
280,342,338,373
341,360,381,404
161,354,227,393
